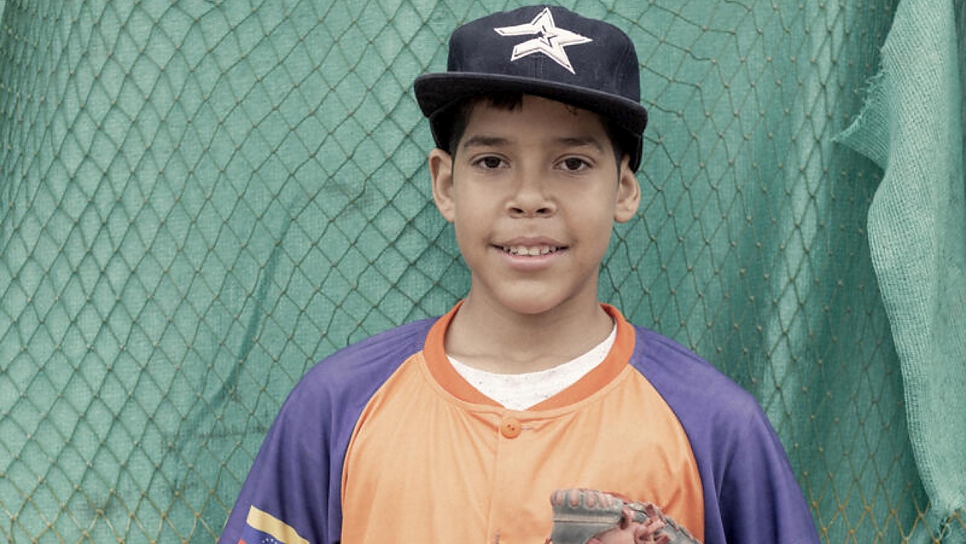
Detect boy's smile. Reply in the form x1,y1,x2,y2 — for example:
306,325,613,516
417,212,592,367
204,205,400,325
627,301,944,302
499,235,565,259
430,95,641,334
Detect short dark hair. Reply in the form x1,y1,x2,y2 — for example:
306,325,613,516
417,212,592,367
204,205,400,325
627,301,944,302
438,93,630,170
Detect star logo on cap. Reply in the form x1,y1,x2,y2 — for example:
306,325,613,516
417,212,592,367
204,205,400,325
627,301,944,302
493,7,592,74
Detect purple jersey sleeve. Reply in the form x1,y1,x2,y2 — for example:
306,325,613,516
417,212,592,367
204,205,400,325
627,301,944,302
218,319,433,544
631,325,820,544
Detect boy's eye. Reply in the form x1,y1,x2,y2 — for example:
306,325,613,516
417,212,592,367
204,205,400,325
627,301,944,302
475,156,506,169
559,157,590,171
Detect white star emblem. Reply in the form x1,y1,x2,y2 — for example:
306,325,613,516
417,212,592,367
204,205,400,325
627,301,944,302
493,7,593,74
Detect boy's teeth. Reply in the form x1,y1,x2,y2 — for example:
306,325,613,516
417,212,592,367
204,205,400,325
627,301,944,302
504,245,556,256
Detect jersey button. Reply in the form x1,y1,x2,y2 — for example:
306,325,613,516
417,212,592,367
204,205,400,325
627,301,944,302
500,417,522,438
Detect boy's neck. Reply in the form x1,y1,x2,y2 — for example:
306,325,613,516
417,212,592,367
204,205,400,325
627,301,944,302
443,295,615,375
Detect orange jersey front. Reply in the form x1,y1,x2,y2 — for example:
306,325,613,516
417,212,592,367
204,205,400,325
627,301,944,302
340,305,704,544
221,303,819,544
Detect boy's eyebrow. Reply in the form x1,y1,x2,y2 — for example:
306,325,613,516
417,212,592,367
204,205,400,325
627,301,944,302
555,135,606,152
460,134,606,152
460,135,509,150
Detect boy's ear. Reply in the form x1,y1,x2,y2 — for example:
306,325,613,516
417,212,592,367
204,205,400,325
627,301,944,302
614,155,641,223
429,148,456,223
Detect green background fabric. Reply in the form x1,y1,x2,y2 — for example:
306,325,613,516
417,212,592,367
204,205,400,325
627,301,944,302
0,0,962,542
835,0,966,540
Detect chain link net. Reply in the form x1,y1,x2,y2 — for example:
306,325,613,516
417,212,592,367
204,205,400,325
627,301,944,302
0,0,961,542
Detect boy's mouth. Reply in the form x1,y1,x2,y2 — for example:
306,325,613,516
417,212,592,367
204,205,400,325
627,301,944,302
499,244,564,256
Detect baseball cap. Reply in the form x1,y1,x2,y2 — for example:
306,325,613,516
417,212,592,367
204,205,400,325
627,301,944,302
414,5,648,171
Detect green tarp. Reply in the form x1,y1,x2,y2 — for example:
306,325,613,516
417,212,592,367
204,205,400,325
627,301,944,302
836,0,966,539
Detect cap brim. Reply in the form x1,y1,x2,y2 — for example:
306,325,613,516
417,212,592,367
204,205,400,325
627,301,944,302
414,72,647,171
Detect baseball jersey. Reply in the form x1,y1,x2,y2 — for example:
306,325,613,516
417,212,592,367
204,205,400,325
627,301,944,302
219,303,820,544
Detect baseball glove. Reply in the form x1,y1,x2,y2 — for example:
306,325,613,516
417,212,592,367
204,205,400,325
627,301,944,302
546,488,702,544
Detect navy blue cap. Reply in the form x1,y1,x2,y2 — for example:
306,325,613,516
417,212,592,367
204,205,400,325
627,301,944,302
414,5,648,171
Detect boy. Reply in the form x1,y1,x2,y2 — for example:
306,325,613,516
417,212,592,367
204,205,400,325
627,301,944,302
219,5,820,544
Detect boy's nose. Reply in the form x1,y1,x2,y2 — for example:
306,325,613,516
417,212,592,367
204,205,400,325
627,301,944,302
507,174,556,217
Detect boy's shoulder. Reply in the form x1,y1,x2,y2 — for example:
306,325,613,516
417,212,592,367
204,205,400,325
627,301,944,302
629,324,766,424
289,318,435,401
295,315,758,408
630,324,818,543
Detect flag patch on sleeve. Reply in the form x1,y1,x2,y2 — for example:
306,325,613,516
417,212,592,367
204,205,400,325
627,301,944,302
237,506,308,544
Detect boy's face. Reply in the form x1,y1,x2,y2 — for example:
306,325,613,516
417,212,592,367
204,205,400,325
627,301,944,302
429,95,641,317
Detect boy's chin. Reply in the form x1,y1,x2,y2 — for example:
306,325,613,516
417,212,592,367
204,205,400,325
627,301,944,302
480,287,593,318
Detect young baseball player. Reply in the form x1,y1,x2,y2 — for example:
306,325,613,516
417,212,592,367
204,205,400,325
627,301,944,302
220,5,820,544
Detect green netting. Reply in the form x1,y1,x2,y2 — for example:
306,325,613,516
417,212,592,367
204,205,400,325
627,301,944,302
0,0,963,543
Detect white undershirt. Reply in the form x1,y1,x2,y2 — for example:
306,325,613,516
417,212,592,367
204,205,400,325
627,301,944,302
447,323,618,411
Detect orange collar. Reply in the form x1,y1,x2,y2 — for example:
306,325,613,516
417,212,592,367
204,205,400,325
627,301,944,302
422,302,637,410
